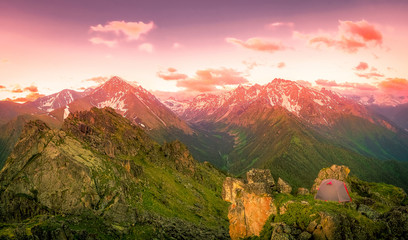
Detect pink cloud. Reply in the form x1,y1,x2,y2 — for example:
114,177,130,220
309,36,336,47
3,92,45,103
0,85,5,89
176,68,248,92
157,68,188,80
339,20,382,44
267,22,294,28
315,78,408,104
354,62,369,71
161,67,248,93
315,79,377,91
168,67,177,73
342,82,378,91
226,37,286,53
242,60,261,70
89,37,117,47
11,88,23,93
355,72,384,79
83,76,109,84
177,80,217,92
138,43,154,53
337,36,366,53
315,79,338,87
352,62,383,79
277,62,286,68
302,20,383,53
24,85,38,92
378,78,408,96
90,21,154,41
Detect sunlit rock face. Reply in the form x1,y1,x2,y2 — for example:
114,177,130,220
222,169,277,240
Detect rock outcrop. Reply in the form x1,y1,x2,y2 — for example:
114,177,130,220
222,169,277,240
162,140,196,176
297,188,310,195
0,119,136,223
311,165,350,193
277,177,292,194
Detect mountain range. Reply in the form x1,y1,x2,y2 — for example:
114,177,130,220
164,78,408,188
1,76,408,190
1,76,408,239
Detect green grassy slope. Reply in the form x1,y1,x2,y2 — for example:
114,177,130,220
315,115,408,161
184,105,408,191
150,122,235,170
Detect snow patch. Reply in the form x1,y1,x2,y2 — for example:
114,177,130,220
63,105,70,119
281,94,301,115
97,93,128,112
313,99,324,106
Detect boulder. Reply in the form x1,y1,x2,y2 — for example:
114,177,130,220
311,165,350,193
246,169,275,195
270,223,294,240
299,231,312,240
277,178,292,194
357,204,380,219
306,220,318,233
312,212,358,240
297,188,310,195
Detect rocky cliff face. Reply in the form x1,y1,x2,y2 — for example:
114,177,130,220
222,169,278,240
0,118,137,223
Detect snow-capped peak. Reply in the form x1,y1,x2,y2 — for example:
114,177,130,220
32,89,86,112
163,78,368,126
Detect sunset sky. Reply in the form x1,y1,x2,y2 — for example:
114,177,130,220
1,0,408,103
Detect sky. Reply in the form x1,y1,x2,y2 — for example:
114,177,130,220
1,0,408,103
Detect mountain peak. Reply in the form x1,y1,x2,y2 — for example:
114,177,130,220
96,76,135,95
102,76,130,87
108,76,125,82
268,78,298,87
